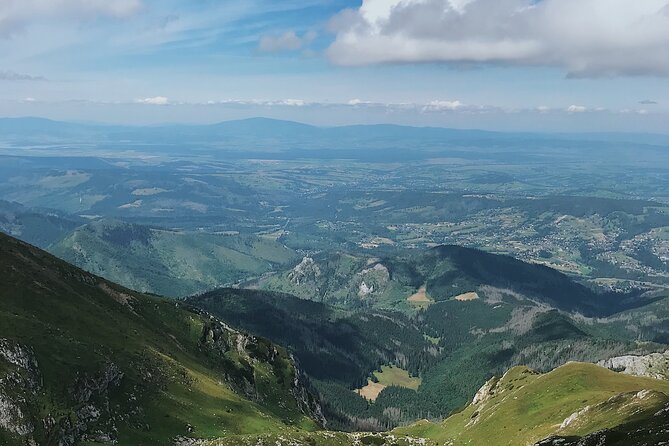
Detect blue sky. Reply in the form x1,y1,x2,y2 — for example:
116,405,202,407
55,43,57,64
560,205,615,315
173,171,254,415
1,0,668,132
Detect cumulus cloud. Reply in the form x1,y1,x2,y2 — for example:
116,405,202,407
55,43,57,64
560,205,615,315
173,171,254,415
0,70,45,81
136,96,169,105
258,30,317,53
327,0,669,77
0,0,142,37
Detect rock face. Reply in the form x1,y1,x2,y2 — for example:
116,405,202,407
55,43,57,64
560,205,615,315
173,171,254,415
61,362,125,445
472,376,499,406
598,351,669,380
356,263,390,299
288,257,321,285
198,316,326,427
0,339,41,441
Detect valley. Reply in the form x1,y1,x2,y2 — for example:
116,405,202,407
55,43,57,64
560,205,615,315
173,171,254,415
0,119,668,445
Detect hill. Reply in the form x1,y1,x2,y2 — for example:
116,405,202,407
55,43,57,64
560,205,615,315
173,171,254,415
186,286,663,430
397,362,669,446
186,288,435,430
49,219,298,297
256,245,654,316
0,200,81,248
0,232,321,446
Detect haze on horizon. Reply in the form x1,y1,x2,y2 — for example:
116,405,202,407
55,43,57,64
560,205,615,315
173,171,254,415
1,0,669,133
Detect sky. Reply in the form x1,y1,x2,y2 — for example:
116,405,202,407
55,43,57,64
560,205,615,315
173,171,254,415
0,0,668,132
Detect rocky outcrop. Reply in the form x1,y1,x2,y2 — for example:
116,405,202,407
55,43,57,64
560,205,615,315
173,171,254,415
472,376,499,405
356,263,390,298
0,339,41,441
288,257,321,285
198,317,325,427
598,350,669,380
57,361,125,445
290,355,327,428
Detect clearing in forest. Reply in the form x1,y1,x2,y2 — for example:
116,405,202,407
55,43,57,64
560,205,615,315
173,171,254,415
454,291,479,301
355,365,422,401
407,285,433,307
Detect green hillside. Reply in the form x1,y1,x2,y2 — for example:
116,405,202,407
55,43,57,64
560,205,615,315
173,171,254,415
257,246,655,316
49,219,298,297
397,362,669,446
0,200,81,248
186,288,435,430
186,287,662,430
0,232,319,446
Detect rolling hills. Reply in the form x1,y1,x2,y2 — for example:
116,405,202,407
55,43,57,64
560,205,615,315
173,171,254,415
255,245,657,316
185,284,665,430
1,231,668,445
49,219,297,297
0,199,81,248
0,232,320,446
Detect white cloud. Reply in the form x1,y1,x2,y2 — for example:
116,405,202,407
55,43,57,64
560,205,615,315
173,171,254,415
567,105,587,113
422,100,464,112
271,98,308,106
0,0,142,37
258,30,317,53
327,0,669,77
136,96,169,105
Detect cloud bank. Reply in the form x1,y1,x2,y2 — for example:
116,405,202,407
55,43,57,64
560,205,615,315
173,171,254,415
136,96,169,105
327,0,669,77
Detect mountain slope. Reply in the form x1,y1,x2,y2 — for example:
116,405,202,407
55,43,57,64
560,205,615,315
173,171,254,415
397,362,669,446
186,288,435,430
186,287,662,431
257,245,654,316
0,232,320,446
49,219,297,297
0,200,81,248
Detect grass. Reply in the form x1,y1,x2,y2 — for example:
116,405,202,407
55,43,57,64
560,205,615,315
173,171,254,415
0,233,316,446
397,362,669,446
453,291,479,301
407,285,433,309
356,366,422,401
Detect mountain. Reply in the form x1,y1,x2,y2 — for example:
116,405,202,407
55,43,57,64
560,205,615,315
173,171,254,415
1,232,668,446
2,117,668,156
397,362,669,446
255,245,655,316
49,219,298,297
0,200,81,248
0,232,322,446
185,286,664,431
185,288,435,430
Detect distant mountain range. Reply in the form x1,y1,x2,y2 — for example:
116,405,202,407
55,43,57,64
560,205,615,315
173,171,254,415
2,116,669,152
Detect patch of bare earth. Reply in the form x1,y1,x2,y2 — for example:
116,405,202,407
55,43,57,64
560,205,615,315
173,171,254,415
356,381,386,401
408,285,432,305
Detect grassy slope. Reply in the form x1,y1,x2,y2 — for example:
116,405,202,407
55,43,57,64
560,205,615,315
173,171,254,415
49,219,297,297
397,362,669,446
0,232,316,446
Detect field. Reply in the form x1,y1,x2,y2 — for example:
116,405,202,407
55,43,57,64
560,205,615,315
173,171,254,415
407,285,433,308
453,291,479,301
356,366,422,401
